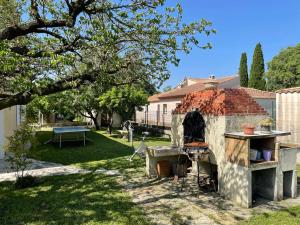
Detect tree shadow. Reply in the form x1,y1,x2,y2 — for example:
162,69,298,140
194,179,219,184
0,173,152,225
30,131,136,166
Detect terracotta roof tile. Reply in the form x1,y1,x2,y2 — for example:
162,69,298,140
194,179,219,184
148,94,161,102
173,88,268,116
239,87,275,99
148,88,181,102
276,87,300,94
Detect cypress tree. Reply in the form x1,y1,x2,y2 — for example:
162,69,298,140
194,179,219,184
239,52,248,87
249,43,266,90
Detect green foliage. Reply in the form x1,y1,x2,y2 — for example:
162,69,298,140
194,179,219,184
99,85,148,123
266,44,300,91
0,0,215,110
25,92,77,122
249,43,266,90
239,52,248,87
5,122,37,183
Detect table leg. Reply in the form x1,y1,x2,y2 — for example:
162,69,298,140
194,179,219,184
60,134,62,149
84,132,86,146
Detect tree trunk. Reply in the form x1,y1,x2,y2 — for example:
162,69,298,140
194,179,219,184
107,112,113,134
91,116,101,130
86,111,101,130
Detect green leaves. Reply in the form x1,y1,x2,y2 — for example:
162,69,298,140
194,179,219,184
0,0,215,110
239,52,249,87
249,43,266,90
99,85,148,122
266,44,300,91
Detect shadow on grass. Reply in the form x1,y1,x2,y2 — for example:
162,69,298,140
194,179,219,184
29,130,170,173
30,131,136,165
0,173,152,225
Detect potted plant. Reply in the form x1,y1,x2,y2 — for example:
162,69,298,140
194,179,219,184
258,117,274,134
242,123,255,135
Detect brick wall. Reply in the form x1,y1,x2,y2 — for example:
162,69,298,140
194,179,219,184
173,88,267,116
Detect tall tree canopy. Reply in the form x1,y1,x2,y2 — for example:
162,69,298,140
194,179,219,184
266,44,300,91
239,52,248,87
99,85,148,133
249,43,266,90
0,0,215,110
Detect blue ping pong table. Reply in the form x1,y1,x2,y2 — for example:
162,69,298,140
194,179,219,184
53,126,90,149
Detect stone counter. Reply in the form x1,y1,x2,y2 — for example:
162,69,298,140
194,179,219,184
146,146,182,177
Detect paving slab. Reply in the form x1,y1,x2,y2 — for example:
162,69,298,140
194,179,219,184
120,168,300,225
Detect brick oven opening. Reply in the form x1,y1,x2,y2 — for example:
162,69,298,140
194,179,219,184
182,109,205,144
181,109,218,190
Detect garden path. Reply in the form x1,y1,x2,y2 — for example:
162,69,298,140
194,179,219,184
120,168,300,225
0,159,119,182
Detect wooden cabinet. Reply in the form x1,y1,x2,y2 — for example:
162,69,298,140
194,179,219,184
224,131,290,168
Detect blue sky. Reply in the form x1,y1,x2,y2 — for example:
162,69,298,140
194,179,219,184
163,0,300,89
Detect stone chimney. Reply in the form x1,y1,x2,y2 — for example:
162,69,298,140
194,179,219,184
204,75,218,89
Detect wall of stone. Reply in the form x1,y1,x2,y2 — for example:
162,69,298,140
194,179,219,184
218,161,252,207
171,113,267,164
0,110,4,159
171,114,185,147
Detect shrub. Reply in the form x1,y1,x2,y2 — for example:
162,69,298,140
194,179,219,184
5,122,37,188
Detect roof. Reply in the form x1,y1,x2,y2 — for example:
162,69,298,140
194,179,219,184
276,87,300,94
239,87,275,99
148,93,161,102
188,76,238,83
150,75,239,101
173,88,268,116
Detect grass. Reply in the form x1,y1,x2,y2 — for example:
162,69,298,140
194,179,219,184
238,206,300,225
1,129,300,225
0,130,170,225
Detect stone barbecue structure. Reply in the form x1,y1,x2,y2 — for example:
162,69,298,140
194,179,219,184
168,88,298,207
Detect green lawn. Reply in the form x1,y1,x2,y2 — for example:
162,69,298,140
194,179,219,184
239,206,300,225
0,130,170,225
1,130,300,225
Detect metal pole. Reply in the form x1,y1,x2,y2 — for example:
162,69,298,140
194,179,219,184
84,132,86,146
60,134,62,149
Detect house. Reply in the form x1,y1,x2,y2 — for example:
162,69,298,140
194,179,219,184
136,75,275,127
0,106,22,160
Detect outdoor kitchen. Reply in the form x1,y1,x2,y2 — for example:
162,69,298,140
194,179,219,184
145,85,299,208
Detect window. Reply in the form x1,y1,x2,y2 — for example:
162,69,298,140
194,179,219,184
163,104,167,114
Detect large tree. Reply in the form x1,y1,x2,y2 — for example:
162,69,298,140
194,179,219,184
99,85,148,133
266,44,300,91
239,52,248,87
0,0,215,110
249,43,266,90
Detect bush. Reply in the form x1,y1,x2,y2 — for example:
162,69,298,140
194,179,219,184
15,175,40,189
5,123,37,188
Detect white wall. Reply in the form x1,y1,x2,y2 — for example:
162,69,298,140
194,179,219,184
0,110,4,159
137,98,181,126
276,92,300,145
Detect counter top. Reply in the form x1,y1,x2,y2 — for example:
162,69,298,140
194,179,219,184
224,130,291,139
146,146,182,157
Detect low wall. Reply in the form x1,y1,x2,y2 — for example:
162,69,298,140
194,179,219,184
0,110,4,159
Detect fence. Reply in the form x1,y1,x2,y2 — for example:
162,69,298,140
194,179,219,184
135,110,173,128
